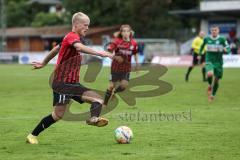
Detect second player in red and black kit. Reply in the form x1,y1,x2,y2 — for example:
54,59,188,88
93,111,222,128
104,24,139,105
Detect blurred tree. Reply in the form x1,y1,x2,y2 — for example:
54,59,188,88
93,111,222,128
6,0,64,27
62,0,198,38
127,0,182,38
6,0,32,27
169,0,200,10
62,0,130,25
31,12,64,27
4,0,199,38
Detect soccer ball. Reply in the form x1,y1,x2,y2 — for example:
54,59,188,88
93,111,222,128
114,126,133,144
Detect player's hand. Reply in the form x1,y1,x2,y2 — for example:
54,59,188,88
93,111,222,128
31,62,45,69
107,53,114,59
113,55,124,63
99,51,113,59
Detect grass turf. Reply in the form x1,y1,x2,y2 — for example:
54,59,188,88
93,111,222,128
0,64,239,160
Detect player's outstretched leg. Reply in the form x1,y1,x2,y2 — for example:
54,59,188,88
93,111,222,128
114,80,128,94
185,66,193,82
202,67,206,82
207,71,213,86
82,91,109,127
26,105,66,144
103,82,115,106
88,102,108,127
201,55,206,82
207,71,216,102
104,76,129,105
211,78,219,101
103,89,112,105
206,71,213,101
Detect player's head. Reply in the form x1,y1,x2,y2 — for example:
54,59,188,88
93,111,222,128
210,25,220,38
115,24,134,41
199,31,205,38
72,12,90,36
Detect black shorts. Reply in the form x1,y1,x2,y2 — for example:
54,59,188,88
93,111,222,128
110,72,130,82
52,83,89,106
193,53,205,65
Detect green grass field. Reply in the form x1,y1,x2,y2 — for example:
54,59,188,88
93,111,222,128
0,64,240,160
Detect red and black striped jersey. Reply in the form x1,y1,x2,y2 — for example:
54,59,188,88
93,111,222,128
54,32,82,83
109,38,138,73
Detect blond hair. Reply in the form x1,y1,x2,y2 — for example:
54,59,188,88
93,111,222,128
72,12,89,25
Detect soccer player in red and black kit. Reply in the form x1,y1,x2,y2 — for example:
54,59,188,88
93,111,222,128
103,24,139,105
26,12,113,144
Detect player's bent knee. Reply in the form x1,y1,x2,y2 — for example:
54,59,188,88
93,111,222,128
52,112,61,121
108,85,114,91
120,86,126,91
52,110,65,120
92,98,103,104
120,83,128,90
214,78,219,83
207,72,213,77
108,83,115,91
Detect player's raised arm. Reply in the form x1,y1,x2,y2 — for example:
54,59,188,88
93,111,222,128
73,42,113,59
32,44,60,69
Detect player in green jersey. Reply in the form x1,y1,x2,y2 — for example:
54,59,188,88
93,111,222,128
199,25,230,102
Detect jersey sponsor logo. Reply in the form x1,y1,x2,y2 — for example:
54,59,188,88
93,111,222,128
116,43,135,55
118,49,132,55
117,44,128,48
207,44,224,52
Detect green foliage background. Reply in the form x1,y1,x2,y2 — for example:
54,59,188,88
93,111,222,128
1,0,200,38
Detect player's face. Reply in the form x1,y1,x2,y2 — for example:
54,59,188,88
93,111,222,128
75,17,90,36
211,27,219,38
121,27,131,41
199,32,205,38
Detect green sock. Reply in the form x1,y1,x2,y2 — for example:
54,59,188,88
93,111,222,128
212,81,219,96
207,76,213,85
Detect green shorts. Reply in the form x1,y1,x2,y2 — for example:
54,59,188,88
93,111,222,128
205,62,223,79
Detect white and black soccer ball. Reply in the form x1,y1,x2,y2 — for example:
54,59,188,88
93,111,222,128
114,126,133,144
